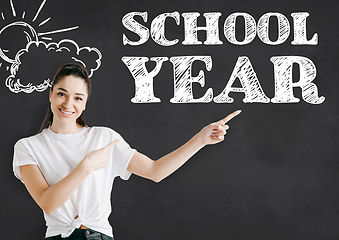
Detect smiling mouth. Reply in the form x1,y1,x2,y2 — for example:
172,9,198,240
59,108,75,116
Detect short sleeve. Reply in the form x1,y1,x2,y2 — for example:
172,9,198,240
111,133,136,180
13,139,39,182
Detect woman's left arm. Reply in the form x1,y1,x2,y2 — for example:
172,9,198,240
127,110,241,182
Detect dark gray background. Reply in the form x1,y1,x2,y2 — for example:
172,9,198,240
1,0,338,239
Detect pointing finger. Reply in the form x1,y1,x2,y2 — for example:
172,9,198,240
102,139,120,152
218,110,242,125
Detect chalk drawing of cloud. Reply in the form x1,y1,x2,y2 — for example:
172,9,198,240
5,39,102,93
0,0,103,93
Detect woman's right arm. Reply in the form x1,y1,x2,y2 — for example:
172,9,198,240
20,139,119,214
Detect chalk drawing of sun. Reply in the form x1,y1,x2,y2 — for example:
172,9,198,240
0,0,102,93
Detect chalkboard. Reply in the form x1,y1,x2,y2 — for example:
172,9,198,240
1,0,339,239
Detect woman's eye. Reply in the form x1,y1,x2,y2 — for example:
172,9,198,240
76,97,83,101
57,92,64,96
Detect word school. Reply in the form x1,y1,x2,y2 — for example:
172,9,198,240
121,12,324,104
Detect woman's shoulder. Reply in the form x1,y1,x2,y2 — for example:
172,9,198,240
14,131,46,150
88,126,121,137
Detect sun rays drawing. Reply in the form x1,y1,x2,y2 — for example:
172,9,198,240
0,0,102,93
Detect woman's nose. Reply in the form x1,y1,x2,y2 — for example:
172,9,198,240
63,98,72,108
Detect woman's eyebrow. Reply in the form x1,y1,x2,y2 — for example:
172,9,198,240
57,87,67,92
57,87,85,96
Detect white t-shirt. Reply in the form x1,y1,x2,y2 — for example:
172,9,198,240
13,126,136,238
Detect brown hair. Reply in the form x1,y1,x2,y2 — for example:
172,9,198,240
38,63,91,133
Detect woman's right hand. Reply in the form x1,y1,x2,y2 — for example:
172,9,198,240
20,139,119,214
81,139,120,173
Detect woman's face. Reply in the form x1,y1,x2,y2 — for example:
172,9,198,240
49,75,88,126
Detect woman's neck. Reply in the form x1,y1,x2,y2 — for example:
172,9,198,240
50,122,84,134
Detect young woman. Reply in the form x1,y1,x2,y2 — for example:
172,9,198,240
13,63,241,240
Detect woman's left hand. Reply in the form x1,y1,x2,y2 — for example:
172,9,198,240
127,109,242,182
198,110,242,146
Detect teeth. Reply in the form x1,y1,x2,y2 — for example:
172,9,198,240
61,109,73,115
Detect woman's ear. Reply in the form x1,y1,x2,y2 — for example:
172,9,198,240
49,90,52,102
83,98,88,111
